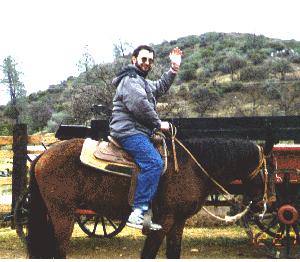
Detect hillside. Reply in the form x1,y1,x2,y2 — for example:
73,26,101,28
1,32,300,134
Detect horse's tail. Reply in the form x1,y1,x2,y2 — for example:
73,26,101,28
27,154,57,258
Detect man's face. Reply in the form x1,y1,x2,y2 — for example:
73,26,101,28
132,49,154,73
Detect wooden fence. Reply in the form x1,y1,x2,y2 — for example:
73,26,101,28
0,130,58,217
0,133,58,159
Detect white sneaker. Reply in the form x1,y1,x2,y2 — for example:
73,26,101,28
126,209,144,229
126,209,162,231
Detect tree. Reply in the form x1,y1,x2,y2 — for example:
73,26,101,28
113,39,133,58
0,56,26,123
191,87,220,116
277,83,300,115
220,53,247,81
72,42,133,123
241,34,266,52
27,101,53,133
71,59,127,122
76,45,95,82
271,58,293,80
178,62,197,81
46,111,69,132
248,50,267,65
264,81,300,115
241,84,265,115
240,65,269,81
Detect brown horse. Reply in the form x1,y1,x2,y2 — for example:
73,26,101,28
26,137,269,258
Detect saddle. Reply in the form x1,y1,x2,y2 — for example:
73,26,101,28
80,135,167,177
80,138,134,177
80,135,168,206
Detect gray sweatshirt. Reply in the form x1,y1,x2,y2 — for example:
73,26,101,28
109,64,176,138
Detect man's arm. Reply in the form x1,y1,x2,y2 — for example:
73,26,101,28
151,47,183,98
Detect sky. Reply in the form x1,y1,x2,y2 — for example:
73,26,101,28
0,0,300,105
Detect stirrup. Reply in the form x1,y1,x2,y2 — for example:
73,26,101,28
142,209,162,235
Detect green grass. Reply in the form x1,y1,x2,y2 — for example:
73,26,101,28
0,224,272,259
0,227,26,259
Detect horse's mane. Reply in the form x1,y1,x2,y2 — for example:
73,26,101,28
172,137,259,180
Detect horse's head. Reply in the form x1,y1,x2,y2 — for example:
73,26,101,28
242,152,276,214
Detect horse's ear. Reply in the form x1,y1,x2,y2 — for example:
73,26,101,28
264,138,278,156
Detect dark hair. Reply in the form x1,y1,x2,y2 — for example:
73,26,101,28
132,45,155,58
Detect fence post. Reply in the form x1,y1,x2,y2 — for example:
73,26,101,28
11,124,27,228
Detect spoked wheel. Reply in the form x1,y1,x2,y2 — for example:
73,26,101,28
75,211,126,238
13,188,127,240
242,173,300,258
14,188,30,244
253,177,300,258
241,209,300,259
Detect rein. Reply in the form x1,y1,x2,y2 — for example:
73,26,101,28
169,124,232,196
167,124,269,222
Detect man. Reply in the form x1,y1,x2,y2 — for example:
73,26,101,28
109,45,182,230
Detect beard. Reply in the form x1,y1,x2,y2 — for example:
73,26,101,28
135,62,151,74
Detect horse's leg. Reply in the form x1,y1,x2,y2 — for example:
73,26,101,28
141,215,175,258
166,218,186,258
49,210,75,258
140,230,166,258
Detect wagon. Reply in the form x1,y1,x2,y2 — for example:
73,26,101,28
244,144,300,258
15,115,300,258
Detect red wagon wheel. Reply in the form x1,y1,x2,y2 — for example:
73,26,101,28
75,209,126,238
241,171,300,258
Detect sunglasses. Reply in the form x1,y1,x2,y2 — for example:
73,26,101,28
141,57,154,64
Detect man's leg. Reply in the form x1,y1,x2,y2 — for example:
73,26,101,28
119,134,164,229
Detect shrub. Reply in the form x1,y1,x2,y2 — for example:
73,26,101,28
178,63,198,81
191,87,220,116
291,54,300,64
240,65,269,81
248,50,267,65
262,79,281,99
177,86,190,99
45,111,69,133
221,81,244,93
0,124,13,136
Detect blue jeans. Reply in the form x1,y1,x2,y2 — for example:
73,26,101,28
119,133,164,211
